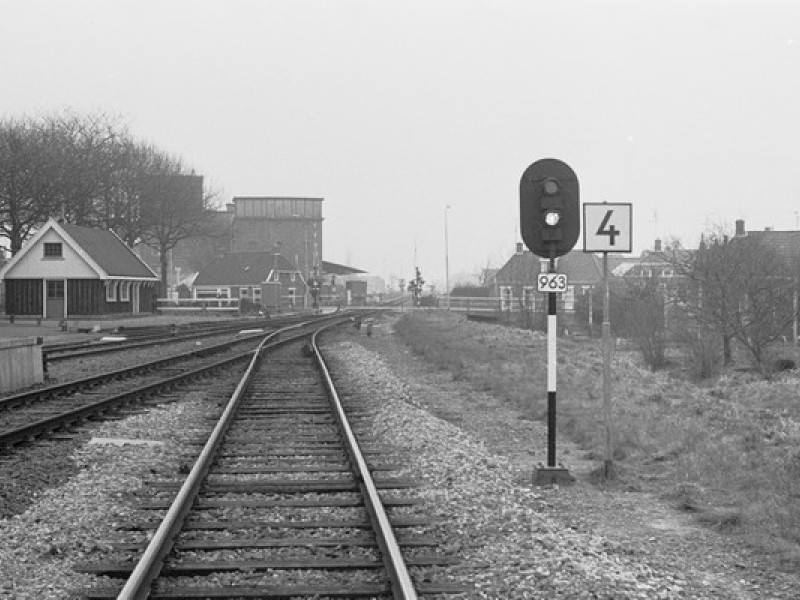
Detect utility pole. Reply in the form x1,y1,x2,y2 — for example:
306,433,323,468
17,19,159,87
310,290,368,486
445,205,451,309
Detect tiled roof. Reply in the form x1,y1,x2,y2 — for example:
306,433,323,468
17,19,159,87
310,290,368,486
59,223,158,279
194,252,298,286
494,249,603,285
742,231,800,264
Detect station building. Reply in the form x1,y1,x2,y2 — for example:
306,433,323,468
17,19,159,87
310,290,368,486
0,219,159,319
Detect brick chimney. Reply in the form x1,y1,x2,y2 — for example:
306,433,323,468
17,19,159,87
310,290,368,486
516,242,525,254
735,219,746,237
654,238,662,252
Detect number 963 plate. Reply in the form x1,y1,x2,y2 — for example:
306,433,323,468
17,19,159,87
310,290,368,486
537,273,568,293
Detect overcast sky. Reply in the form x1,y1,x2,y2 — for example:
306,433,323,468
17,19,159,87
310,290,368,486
2,0,799,288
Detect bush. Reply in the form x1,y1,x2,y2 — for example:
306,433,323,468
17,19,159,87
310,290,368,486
678,325,723,380
239,297,266,315
614,279,669,370
418,294,438,308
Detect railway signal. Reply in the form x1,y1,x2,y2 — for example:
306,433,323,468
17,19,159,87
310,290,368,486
520,158,580,486
520,158,580,259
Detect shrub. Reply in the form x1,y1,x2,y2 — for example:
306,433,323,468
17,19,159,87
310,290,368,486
677,325,723,380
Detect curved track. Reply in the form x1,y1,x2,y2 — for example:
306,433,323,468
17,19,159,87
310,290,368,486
0,315,345,451
80,321,465,599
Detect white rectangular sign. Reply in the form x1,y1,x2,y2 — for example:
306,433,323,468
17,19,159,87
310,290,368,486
583,203,633,253
537,273,568,293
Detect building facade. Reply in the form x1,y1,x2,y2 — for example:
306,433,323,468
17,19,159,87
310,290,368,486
0,219,159,318
229,197,323,282
192,251,308,312
138,196,325,297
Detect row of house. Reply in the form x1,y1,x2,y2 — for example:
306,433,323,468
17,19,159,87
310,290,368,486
0,218,365,319
464,218,800,331
3,214,799,322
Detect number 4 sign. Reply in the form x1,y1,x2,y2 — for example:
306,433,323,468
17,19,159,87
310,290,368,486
583,203,633,253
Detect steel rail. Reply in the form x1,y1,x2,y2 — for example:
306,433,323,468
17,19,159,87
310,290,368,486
0,349,254,449
0,321,325,448
1,330,265,412
2,314,340,412
114,318,346,600
115,331,277,600
42,314,323,362
311,324,419,600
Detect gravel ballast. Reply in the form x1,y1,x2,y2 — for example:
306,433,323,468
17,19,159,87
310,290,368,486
0,317,798,598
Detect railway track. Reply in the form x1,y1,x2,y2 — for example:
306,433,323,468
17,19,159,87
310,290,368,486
79,321,467,598
40,314,313,364
0,315,346,451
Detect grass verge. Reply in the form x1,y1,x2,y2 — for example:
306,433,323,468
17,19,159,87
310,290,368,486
393,311,800,564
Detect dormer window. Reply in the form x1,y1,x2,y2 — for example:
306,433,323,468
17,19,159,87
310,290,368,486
44,242,63,258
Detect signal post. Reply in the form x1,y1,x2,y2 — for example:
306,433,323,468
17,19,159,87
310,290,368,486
520,158,579,486
583,202,633,479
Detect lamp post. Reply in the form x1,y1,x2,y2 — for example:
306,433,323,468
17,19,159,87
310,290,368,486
445,205,451,310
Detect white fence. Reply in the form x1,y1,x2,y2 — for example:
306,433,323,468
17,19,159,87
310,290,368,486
157,298,241,313
447,296,505,313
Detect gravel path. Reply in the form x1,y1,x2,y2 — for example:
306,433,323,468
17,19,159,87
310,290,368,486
0,316,798,598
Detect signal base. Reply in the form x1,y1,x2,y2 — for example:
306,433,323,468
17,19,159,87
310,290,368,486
532,466,575,487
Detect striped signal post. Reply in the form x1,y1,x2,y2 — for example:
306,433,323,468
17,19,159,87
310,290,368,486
520,158,580,486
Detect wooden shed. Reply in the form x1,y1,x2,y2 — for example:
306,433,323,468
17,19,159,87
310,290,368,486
0,219,159,319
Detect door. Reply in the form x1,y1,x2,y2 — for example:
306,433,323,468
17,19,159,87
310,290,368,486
46,279,65,319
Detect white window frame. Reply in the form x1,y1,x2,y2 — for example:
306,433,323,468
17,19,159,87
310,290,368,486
106,281,118,302
563,285,576,311
43,242,63,258
239,287,250,297
522,286,535,309
500,286,513,311
119,281,130,302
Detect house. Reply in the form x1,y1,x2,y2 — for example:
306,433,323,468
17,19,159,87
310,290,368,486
732,219,800,266
493,243,605,312
192,251,308,311
0,218,159,319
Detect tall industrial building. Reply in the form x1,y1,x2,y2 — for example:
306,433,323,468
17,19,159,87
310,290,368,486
229,197,323,279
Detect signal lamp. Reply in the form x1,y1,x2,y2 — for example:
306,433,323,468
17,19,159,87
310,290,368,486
545,211,561,227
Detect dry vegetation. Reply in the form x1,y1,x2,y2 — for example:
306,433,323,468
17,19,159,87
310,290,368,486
393,311,800,565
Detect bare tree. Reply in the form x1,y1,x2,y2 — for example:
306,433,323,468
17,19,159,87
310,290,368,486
42,111,128,226
138,151,216,292
0,117,56,254
668,231,798,373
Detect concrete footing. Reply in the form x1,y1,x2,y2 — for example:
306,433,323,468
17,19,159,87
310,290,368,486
532,466,576,487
